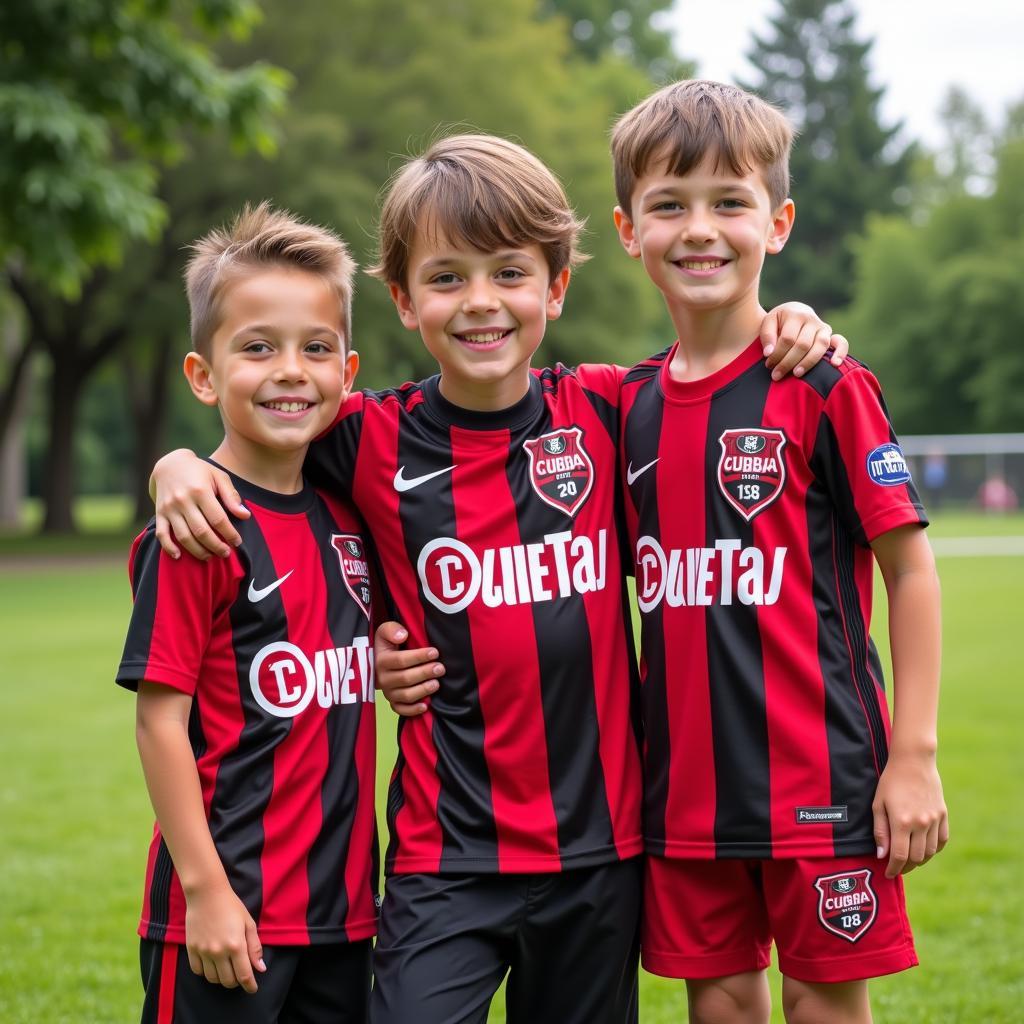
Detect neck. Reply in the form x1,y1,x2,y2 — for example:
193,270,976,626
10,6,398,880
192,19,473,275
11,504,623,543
665,297,766,383
437,368,531,412
210,437,306,494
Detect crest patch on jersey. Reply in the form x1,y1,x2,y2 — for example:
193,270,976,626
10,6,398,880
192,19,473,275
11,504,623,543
717,429,787,521
866,443,912,486
814,869,877,943
522,427,594,516
331,534,371,619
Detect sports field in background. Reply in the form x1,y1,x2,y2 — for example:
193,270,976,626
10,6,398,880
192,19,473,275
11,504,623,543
1,508,1021,1022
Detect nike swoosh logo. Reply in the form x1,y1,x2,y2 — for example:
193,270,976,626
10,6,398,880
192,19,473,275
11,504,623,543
247,570,293,603
393,464,457,493
626,458,659,486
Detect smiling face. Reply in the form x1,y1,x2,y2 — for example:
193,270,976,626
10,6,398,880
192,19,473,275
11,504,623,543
614,154,794,329
185,267,357,489
389,221,570,411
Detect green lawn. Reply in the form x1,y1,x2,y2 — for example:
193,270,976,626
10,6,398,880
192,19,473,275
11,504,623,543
1,512,1021,1021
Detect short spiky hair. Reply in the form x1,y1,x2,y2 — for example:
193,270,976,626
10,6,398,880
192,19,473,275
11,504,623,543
368,133,587,287
185,202,356,355
611,79,794,215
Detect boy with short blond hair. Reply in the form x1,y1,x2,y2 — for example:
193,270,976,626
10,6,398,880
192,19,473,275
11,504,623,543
149,134,843,1023
613,79,946,1023
117,202,377,1024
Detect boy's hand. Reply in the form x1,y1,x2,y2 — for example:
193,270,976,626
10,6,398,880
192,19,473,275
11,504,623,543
761,303,848,380
153,449,249,560
374,621,444,716
872,750,949,879
184,882,266,993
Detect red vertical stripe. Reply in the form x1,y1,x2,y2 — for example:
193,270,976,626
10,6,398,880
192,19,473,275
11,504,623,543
354,398,444,871
255,508,326,940
659,400,717,852
157,942,178,1024
450,426,560,867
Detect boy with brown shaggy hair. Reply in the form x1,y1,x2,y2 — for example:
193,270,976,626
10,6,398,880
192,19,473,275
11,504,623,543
148,134,842,1023
613,79,946,1024
117,203,377,1024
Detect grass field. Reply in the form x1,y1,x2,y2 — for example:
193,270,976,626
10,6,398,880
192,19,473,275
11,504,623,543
1,510,1022,1021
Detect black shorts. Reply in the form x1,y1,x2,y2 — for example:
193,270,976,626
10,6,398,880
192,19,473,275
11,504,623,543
140,938,371,1024
370,859,641,1024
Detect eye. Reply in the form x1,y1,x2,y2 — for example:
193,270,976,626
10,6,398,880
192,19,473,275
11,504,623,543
496,267,526,282
305,340,334,354
244,341,271,354
650,200,683,213
429,271,461,286
719,198,747,210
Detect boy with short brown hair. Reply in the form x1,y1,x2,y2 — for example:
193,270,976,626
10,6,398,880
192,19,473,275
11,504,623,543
613,79,947,1024
117,202,377,1024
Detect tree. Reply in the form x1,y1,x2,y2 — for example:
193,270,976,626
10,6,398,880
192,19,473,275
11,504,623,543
1,0,288,531
740,0,913,313
839,137,1024,433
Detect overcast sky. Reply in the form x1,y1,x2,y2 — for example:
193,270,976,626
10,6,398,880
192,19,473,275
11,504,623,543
663,0,1023,148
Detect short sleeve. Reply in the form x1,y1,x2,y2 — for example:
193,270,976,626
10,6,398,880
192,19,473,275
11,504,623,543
813,367,928,546
115,526,227,694
305,391,363,496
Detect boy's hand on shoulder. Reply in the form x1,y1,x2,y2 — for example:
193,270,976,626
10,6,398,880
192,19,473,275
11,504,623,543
153,449,249,560
374,621,444,716
184,881,266,993
872,749,949,879
761,303,848,380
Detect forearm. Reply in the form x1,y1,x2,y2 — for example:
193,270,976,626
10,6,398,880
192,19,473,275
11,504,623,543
136,691,229,897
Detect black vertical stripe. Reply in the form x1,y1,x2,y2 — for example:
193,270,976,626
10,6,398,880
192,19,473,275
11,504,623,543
808,418,889,853
705,371,772,858
210,517,292,921
304,497,367,936
622,372,670,852
146,840,174,941
394,418,499,870
508,407,616,858
120,527,160,679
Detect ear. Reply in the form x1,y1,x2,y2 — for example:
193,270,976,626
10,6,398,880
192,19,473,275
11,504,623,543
341,348,359,399
388,282,420,331
765,198,795,255
545,267,572,321
613,207,641,260
183,351,219,407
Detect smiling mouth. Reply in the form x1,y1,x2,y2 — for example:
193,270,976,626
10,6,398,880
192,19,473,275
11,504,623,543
677,258,729,271
454,329,513,346
261,400,313,413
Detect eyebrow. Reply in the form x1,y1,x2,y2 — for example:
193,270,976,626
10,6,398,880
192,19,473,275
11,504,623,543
234,324,341,338
419,249,539,271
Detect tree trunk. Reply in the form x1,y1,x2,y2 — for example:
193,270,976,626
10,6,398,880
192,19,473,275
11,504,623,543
127,334,175,525
0,311,33,527
41,358,83,533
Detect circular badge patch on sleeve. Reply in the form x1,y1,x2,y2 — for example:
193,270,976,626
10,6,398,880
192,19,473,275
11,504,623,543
866,443,911,486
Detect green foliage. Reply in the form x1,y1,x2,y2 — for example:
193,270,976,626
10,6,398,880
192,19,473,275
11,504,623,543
741,0,912,313
840,139,1024,433
0,0,289,295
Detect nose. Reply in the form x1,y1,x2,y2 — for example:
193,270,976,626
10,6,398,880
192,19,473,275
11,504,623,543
273,344,308,381
681,205,717,246
461,274,500,315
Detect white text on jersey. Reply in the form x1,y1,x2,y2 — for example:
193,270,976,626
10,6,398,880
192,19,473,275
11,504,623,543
636,536,787,611
417,530,608,614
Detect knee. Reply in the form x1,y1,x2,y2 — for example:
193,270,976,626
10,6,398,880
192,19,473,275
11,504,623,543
782,978,870,1024
688,975,771,1024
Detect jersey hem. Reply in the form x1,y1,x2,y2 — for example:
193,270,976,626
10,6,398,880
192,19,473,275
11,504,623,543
859,503,928,544
387,836,644,875
116,664,196,694
645,837,877,859
139,919,377,945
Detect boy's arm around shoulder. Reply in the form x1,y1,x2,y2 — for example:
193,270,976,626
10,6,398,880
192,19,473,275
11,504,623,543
870,525,948,878
135,681,266,991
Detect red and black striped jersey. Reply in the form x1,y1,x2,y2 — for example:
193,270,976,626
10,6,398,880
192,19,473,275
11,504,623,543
116,469,378,945
620,339,928,860
308,366,643,875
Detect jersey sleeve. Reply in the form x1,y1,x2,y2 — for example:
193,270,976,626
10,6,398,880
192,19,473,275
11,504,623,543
305,390,364,496
814,366,928,546
115,526,230,694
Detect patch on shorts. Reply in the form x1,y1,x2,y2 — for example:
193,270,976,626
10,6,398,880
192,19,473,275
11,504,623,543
814,869,877,942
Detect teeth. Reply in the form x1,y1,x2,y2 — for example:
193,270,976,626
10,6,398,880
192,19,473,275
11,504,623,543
459,330,508,343
680,260,725,271
264,401,310,413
